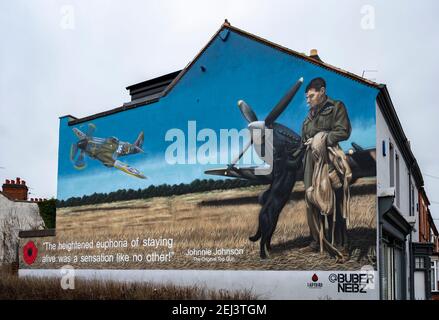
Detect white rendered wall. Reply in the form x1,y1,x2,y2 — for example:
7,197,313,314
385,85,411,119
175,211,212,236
376,104,415,217
0,193,45,263
376,103,420,300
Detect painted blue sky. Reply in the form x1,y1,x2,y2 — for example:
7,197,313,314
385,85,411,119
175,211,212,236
57,28,378,200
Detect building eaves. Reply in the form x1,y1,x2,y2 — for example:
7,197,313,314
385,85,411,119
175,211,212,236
419,187,431,206
67,94,160,126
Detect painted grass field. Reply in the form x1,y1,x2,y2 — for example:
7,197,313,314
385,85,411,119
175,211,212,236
38,178,377,271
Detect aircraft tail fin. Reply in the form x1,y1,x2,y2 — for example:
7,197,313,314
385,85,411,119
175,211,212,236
73,128,86,140
133,131,144,153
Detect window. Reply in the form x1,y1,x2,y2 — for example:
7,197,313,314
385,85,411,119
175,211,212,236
395,153,400,208
410,185,415,216
383,243,394,299
432,261,438,292
382,242,405,300
389,142,395,188
415,257,425,269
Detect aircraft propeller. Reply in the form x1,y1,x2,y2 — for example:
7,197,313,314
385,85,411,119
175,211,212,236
70,123,95,169
230,77,303,167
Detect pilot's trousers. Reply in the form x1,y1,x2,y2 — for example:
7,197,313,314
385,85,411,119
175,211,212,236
304,149,348,250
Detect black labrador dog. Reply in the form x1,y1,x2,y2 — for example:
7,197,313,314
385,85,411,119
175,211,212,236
249,123,304,259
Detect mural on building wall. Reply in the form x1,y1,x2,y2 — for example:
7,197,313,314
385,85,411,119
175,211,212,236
22,28,379,273
205,76,375,262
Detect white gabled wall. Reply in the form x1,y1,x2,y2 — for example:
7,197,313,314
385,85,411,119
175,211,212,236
376,102,421,300
376,103,418,218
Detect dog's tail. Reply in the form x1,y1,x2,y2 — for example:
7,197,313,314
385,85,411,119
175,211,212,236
249,231,261,242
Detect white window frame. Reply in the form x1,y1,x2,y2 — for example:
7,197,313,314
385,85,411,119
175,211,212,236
389,141,395,188
432,260,439,292
395,153,400,208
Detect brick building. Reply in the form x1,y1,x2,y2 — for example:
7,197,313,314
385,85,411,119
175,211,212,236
2,178,29,201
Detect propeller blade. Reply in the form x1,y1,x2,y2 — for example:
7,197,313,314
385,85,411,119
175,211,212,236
74,151,86,169
237,100,258,123
70,143,78,161
230,139,253,167
85,123,96,137
264,77,303,125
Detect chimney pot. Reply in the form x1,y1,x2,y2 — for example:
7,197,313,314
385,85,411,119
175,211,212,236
16,177,21,184
309,49,322,62
5,179,10,184
21,180,26,185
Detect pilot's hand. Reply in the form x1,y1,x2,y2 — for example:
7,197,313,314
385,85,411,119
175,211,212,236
304,137,313,146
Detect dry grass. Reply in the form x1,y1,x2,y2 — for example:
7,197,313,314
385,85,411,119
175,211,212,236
0,265,256,300
37,178,377,271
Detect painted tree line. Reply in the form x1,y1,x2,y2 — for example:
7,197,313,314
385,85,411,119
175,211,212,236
56,178,265,208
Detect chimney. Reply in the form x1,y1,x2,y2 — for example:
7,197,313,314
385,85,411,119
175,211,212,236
309,49,322,62
2,177,28,201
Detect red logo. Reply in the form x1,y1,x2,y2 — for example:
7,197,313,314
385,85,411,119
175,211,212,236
23,241,38,265
312,274,319,282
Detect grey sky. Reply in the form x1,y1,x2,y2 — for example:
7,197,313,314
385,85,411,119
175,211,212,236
0,0,438,219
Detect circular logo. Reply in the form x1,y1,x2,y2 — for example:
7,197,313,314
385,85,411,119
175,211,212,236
328,273,338,283
23,241,38,265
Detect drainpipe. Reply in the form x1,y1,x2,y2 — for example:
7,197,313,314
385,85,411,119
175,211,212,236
408,161,415,300
409,230,414,300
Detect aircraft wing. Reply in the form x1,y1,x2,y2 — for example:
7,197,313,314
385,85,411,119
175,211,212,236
204,147,377,184
113,160,146,179
347,147,376,182
204,166,272,183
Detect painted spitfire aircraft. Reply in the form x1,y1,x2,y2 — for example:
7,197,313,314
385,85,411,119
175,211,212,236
204,77,376,183
70,124,147,179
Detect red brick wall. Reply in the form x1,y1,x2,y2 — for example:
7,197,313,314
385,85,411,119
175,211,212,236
418,193,430,243
2,179,28,201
